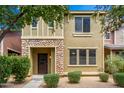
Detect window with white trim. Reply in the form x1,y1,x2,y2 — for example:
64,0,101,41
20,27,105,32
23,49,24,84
79,49,86,65
48,21,54,27
31,18,38,29
48,21,54,30
75,17,90,33
69,49,96,65
89,49,96,65
104,32,110,39
70,49,77,65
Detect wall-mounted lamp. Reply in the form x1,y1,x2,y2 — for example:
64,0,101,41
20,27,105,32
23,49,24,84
49,56,52,59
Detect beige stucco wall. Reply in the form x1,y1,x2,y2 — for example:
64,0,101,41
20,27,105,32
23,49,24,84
22,18,63,38
30,48,55,74
64,14,104,72
51,48,55,73
22,25,30,37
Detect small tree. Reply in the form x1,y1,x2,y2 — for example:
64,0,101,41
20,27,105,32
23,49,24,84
95,5,124,33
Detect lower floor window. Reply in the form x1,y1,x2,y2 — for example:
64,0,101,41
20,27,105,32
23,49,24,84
70,49,77,65
89,49,96,65
69,49,96,65
79,49,86,65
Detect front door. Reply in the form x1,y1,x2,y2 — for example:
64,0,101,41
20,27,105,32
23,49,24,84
38,54,48,74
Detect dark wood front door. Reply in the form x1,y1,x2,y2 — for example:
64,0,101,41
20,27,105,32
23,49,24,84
38,54,48,74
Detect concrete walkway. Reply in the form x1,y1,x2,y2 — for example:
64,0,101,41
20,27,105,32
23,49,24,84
23,75,43,88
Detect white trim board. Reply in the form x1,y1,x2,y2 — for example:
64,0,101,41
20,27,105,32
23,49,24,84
67,47,98,49
0,39,4,55
7,47,21,54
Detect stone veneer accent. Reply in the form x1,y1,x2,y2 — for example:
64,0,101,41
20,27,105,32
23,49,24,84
22,39,64,74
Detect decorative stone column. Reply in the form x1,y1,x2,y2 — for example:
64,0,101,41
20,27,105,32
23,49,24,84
21,39,64,74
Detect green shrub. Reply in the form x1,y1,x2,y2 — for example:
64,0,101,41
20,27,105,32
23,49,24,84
99,73,109,82
44,74,59,88
68,71,81,83
0,56,12,84
113,73,124,87
11,56,30,83
105,55,124,74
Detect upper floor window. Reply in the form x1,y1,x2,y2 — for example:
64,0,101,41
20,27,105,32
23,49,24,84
75,17,90,33
75,17,82,32
48,21,54,30
83,17,90,32
104,32,110,39
48,21,54,28
32,19,38,29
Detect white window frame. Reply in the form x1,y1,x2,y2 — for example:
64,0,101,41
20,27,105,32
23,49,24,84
69,49,77,65
68,48,97,66
31,19,38,30
74,16,91,33
78,49,87,65
30,20,39,37
104,32,111,40
48,21,54,30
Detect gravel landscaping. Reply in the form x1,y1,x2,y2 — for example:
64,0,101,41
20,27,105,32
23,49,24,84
0,76,31,88
41,76,120,88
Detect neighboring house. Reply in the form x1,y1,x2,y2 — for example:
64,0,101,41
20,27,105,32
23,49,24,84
104,26,124,59
0,31,21,55
22,11,104,75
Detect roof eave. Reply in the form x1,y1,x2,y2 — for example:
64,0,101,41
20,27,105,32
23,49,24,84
69,11,106,14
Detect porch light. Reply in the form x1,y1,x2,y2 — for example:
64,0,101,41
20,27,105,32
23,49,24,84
49,56,52,59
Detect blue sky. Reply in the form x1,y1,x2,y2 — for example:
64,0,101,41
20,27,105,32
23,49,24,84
69,5,97,10
69,5,110,11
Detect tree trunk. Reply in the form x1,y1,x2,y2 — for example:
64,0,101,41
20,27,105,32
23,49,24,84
0,12,25,43
0,30,10,43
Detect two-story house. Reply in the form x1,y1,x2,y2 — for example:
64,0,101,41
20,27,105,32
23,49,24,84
22,11,104,75
104,25,124,59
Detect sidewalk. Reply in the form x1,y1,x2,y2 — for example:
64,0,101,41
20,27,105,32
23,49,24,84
23,75,43,88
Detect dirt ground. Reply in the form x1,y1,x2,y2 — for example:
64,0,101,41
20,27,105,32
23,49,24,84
0,76,31,88
41,76,121,88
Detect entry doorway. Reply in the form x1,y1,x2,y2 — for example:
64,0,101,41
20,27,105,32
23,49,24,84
38,53,48,74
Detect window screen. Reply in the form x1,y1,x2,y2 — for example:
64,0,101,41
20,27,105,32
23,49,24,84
32,19,38,27
79,49,86,65
70,49,77,65
83,17,90,32
75,17,82,32
89,49,96,65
